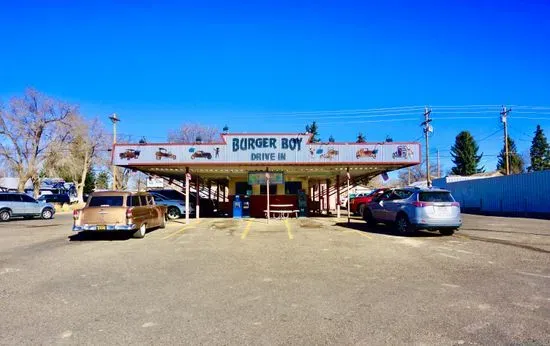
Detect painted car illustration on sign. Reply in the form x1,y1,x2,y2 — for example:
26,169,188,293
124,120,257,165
392,145,413,159
191,150,212,160
320,148,339,159
356,148,378,159
119,149,141,160
155,147,176,160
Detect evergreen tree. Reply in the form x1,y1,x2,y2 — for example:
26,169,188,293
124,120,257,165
356,133,366,143
83,170,96,194
529,125,550,171
328,135,335,143
497,136,524,174
305,121,320,143
95,171,110,190
450,131,484,175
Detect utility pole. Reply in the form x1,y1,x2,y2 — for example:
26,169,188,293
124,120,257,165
408,167,411,185
421,107,433,187
437,149,441,178
500,106,512,175
109,113,120,190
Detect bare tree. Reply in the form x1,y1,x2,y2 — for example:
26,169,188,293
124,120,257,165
396,164,438,186
44,117,109,202
168,123,219,143
0,88,77,196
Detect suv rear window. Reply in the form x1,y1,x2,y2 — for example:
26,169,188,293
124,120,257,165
418,192,454,202
89,196,124,207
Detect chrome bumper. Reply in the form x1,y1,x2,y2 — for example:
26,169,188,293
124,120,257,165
73,224,136,232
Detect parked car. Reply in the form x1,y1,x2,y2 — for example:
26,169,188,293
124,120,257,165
362,187,462,235
148,189,216,216
72,191,167,238
0,193,56,221
37,193,71,205
350,188,389,216
149,192,194,219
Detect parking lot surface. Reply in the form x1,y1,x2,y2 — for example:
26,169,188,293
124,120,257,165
1,213,549,345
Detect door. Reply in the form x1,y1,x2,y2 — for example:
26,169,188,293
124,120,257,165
370,191,392,221
383,190,413,221
20,194,41,215
7,194,26,215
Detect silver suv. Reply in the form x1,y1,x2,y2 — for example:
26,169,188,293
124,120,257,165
0,193,56,221
363,187,462,235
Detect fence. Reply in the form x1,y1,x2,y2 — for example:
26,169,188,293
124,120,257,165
433,170,550,218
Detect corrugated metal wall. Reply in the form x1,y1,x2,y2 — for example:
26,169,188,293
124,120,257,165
438,171,550,214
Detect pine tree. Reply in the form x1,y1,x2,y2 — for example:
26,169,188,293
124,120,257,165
328,135,335,143
529,125,550,171
356,133,366,143
450,131,484,175
497,136,524,174
305,121,320,143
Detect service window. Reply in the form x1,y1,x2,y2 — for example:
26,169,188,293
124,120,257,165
285,182,302,195
260,184,277,195
235,182,252,195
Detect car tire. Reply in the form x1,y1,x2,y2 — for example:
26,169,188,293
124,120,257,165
167,207,181,220
41,208,54,220
395,213,413,236
358,204,365,217
439,228,455,236
133,223,146,238
0,210,11,222
362,209,375,227
160,215,166,229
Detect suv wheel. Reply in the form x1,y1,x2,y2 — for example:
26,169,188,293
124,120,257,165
358,204,365,217
363,209,375,227
395,214,413,235
0,210,11,222
41,208,54,220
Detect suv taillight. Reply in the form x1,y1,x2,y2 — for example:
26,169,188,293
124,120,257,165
73,209,80,220
451,202,460,207
126,208,133,219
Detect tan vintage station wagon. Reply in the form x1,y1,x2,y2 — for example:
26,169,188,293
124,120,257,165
73,191,167,238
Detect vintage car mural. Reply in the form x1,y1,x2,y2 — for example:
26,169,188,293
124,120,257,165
320,148,339,159
155,147,176,160
356,148,378,159
392,145,413,159
119,149,141,160
191,150,213,160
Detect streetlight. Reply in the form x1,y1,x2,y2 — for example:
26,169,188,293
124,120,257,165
109,113,120,190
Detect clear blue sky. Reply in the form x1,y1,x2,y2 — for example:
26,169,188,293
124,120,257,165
1,0,550,174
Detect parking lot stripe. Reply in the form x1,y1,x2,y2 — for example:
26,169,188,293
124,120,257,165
284,219,294,240
162,220,202,240
241,220,252,239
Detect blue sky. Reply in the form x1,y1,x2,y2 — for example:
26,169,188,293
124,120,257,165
1,0,550,173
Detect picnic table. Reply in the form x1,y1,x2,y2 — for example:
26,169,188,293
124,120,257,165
264,204,299,219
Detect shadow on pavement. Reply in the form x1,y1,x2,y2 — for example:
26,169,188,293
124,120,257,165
334,221,442,238
68,232,133,241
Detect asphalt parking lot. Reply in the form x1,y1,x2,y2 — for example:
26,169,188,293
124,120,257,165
0,213,549,345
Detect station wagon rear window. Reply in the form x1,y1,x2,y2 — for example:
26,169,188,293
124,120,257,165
88,196,124,207
419,192,454,202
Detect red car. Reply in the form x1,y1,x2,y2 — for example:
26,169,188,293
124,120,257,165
350,188,389,216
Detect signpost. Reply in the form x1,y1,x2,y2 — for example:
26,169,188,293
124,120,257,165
346,170,351,224
266,171,270,223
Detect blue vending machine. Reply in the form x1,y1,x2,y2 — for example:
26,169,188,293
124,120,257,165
233,195,242,219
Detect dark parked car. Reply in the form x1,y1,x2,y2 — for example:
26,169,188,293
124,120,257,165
37,194,71,205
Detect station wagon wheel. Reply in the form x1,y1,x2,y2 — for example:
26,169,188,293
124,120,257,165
395,214,412,235
41,208,54,220
0,210,10,222
133,224,146,238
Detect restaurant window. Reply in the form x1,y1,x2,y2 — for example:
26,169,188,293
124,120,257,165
285,182,302,195
260,184,277,195
235,182,252,195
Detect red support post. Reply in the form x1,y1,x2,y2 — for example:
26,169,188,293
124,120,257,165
326,179,330,214
195,175,200,219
